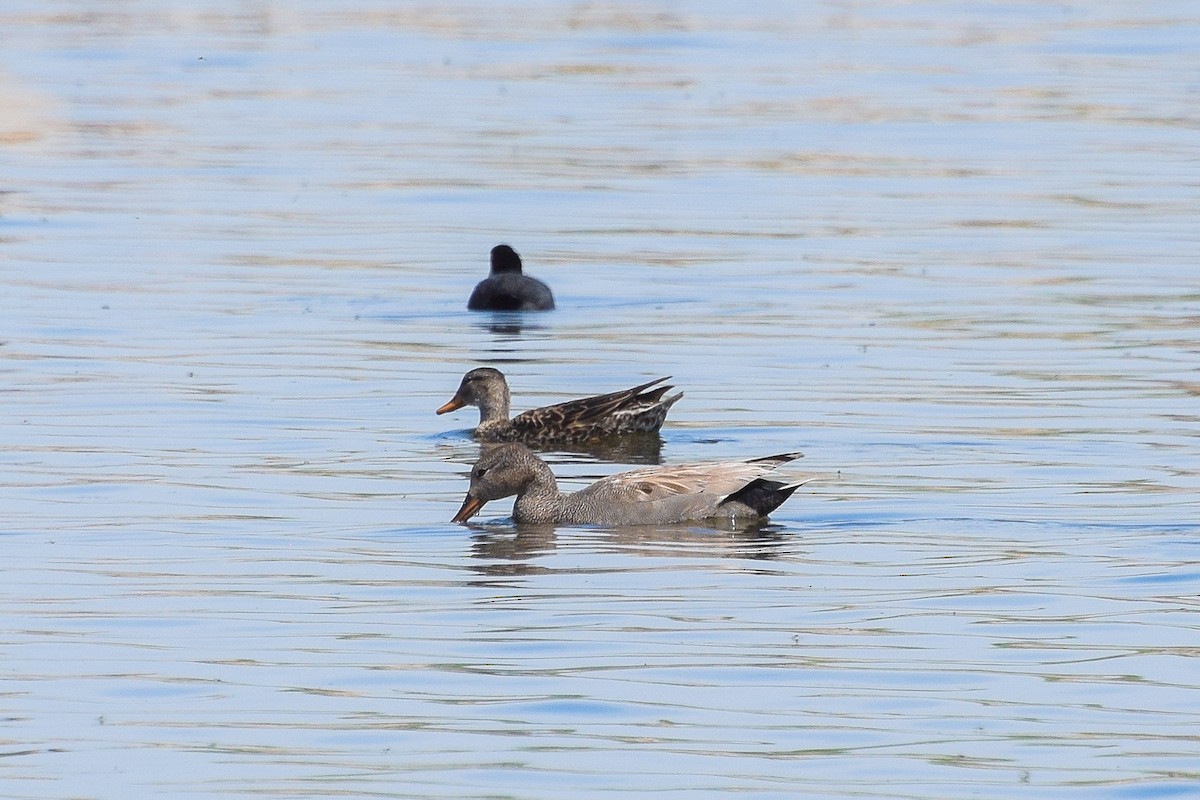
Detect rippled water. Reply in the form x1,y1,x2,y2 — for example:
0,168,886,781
2,2,1199,798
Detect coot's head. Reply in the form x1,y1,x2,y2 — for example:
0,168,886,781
489,244,522,274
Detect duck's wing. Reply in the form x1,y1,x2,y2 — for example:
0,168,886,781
509,377,674,434
587,452,804,505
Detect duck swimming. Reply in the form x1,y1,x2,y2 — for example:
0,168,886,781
452,443,804,525
467,244,555,311
437,367,682,444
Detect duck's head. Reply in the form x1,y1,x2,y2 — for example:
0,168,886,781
451,443,545,522
436,367,509,415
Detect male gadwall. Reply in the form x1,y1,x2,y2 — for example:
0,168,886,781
437,367,682,444
452,443,804,525
467,244,555,311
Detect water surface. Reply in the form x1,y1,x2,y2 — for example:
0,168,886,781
2,2,1198,798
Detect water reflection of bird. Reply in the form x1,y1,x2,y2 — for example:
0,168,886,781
467,244,555,311
464,521,791,574
452,443,804,525
436,367,682,447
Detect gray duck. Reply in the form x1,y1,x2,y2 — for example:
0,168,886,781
452,443,804,525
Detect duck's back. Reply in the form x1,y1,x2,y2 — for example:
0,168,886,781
467,274,555,311
550,454,803,525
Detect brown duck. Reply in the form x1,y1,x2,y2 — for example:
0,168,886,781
436,367,683,444
452,443,804,525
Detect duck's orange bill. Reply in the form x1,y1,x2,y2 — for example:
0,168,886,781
452,495,485,523
436,396,465,415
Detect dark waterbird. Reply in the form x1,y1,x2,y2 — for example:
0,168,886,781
467,244,555,311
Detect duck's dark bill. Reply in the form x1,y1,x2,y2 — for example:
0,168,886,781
452,495,485,523
436,396,466,415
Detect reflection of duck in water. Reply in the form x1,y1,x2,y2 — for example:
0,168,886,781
437,367,682,445
467,244,555,311
465,518,791,573
451,443,804,525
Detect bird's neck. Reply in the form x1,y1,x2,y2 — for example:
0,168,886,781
512,463,563,523
475,388,511,424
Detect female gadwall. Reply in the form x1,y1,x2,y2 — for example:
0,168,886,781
436,367,682,444
452,443,804,525
467,244,555,311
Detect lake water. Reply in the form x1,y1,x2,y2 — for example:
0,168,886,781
2,2,1199,798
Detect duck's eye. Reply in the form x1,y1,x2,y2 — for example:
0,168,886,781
475,467,489,479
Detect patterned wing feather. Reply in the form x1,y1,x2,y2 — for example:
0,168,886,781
509,377,674,435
